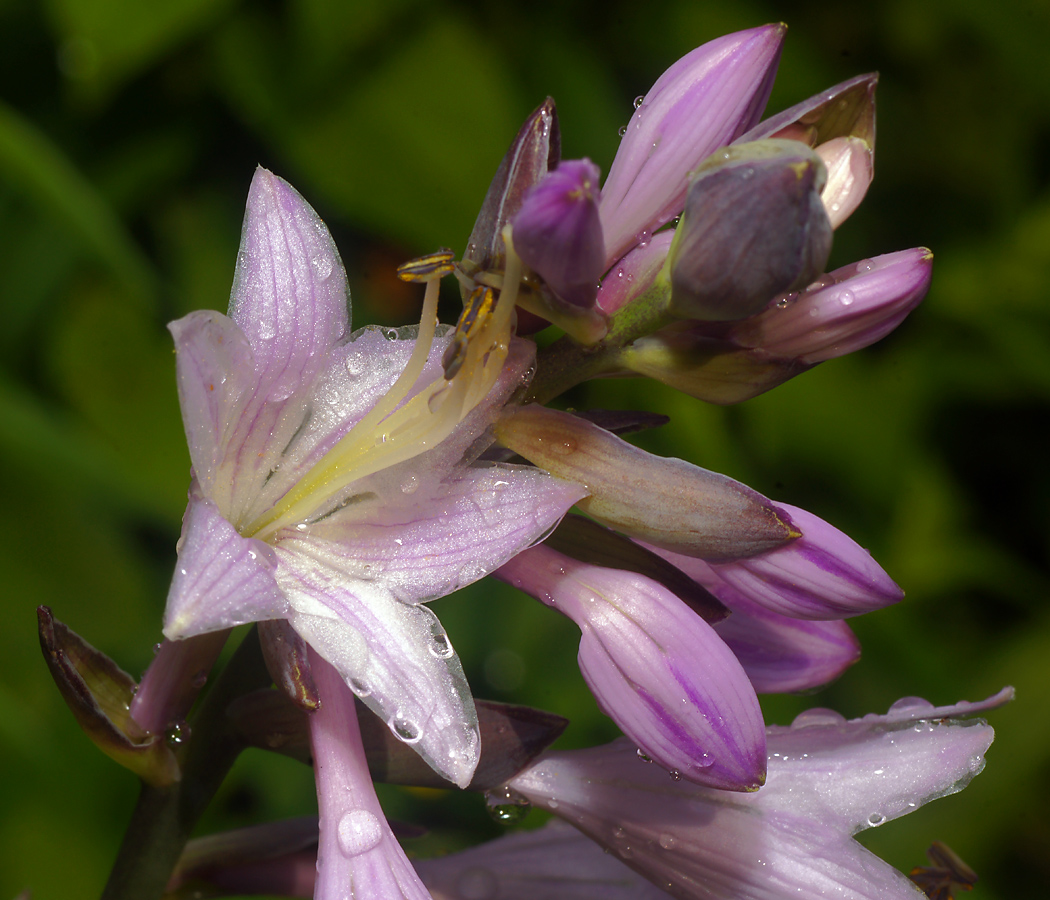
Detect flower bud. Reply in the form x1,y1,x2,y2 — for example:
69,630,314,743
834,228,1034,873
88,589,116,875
493,405,798,560
668,139,833,321
513,159,605,308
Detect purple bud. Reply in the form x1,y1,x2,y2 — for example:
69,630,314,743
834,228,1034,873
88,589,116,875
709,503,904,620
668,139,833,321
595,230,673,316
601,25,785,266
513,159,605,308
497,545,766,789
731,248,933,363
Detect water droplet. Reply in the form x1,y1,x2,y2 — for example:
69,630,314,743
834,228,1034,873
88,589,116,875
775,292,798,309
152,642,162,655
429,623,455,659
247,549,257,561
839,289,855,307
856,258,874,273
337,809,383,856
866,812,886,827
888,696,934,714
389,715,422,744
633,95,645,109
349,678,371,698
310,254,333,281
618,124,628,137
166,720,190,745
668,769,681,781
741,166,755,180
191,670,208,689
636,748,653,763
805,276,831,293
658,833,676,850
790,708,847,728
485,787,531,822
383,327,399,341
456,867,498,900
548,799,559,809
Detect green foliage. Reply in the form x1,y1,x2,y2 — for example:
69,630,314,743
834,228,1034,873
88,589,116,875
2,0,1049,897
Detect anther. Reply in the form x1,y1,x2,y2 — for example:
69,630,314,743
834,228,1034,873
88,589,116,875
397,249,456,282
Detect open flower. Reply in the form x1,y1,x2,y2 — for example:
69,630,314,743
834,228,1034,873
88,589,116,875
161,168,584,785
509,690,1012,900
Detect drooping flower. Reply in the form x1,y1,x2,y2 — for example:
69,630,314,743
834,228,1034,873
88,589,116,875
159,167,584,786
509,691,1012,900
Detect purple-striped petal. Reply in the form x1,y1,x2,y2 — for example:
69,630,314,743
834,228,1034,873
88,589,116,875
817,136,873,228
276,544,479,788
229,167,349,398
416,820,669,900
595,231,673,316
600,25,784,266
309,653,431,900
731,248,933,364
711,583,861,693
163,483,287,640
497,544,766,789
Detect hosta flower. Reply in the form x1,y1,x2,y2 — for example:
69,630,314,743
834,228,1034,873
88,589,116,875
160,167,583,785
509,691,1012,900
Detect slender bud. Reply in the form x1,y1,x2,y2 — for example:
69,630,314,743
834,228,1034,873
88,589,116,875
493,405,798,560
668,139,833,321
513,159,605,308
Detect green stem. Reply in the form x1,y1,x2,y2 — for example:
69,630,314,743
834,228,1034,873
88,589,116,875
100,628,272,900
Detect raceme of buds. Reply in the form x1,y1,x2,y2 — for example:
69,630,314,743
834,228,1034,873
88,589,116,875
600,24,785,266
496,543,767,790
493,404,798,561
512,159,605,308
668,140,833,322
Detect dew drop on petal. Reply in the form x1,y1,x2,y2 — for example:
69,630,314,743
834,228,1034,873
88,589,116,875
636,748,653,763
790,708,847,728
310,253,333,281
659,834,676,850
428,623,455,659
839,289,855,307
633,95,645,109
888,696,934,714
668,769,681,781
389,714,422,744
337,809,383,856
349,678,371,698
456,866,498,900
618,125,628,137
866,812,886,827
856,258,874,273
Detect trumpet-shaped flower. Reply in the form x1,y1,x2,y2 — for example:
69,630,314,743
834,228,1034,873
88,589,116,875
162,168,584,785
509,690,1012,900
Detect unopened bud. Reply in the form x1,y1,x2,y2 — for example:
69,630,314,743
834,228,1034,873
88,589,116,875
668,139,833,321
493,405,798,560
513,159,605,308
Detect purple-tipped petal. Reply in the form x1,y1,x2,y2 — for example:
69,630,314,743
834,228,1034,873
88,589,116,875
309,653,432,900
229,167,349,397
600,25,785,265
276,542,480,788
497,544,766,789
416,820,670,900
595,230,673,316
513,159,605,308
494,405,797,561
710,583,861,693
732,248,933,364
163,484,288,640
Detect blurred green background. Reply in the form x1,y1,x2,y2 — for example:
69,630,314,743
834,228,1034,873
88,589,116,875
3,0,1049,897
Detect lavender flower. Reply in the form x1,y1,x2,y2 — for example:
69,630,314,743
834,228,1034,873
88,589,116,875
161,168,584,785
509,691,1012,900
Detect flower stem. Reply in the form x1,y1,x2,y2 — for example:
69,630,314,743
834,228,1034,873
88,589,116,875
99,628,272,900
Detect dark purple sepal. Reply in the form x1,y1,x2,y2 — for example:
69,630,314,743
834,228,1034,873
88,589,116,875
229,689,568,791
258,619,319,711
38,607,180,787
513,159,605,309
462,98,561,288
668,139,833,321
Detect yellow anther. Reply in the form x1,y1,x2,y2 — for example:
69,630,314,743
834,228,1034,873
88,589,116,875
397,249,456,282
443,285,496,379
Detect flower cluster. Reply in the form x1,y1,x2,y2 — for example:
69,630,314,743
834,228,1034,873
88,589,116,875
41,22,1002,900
